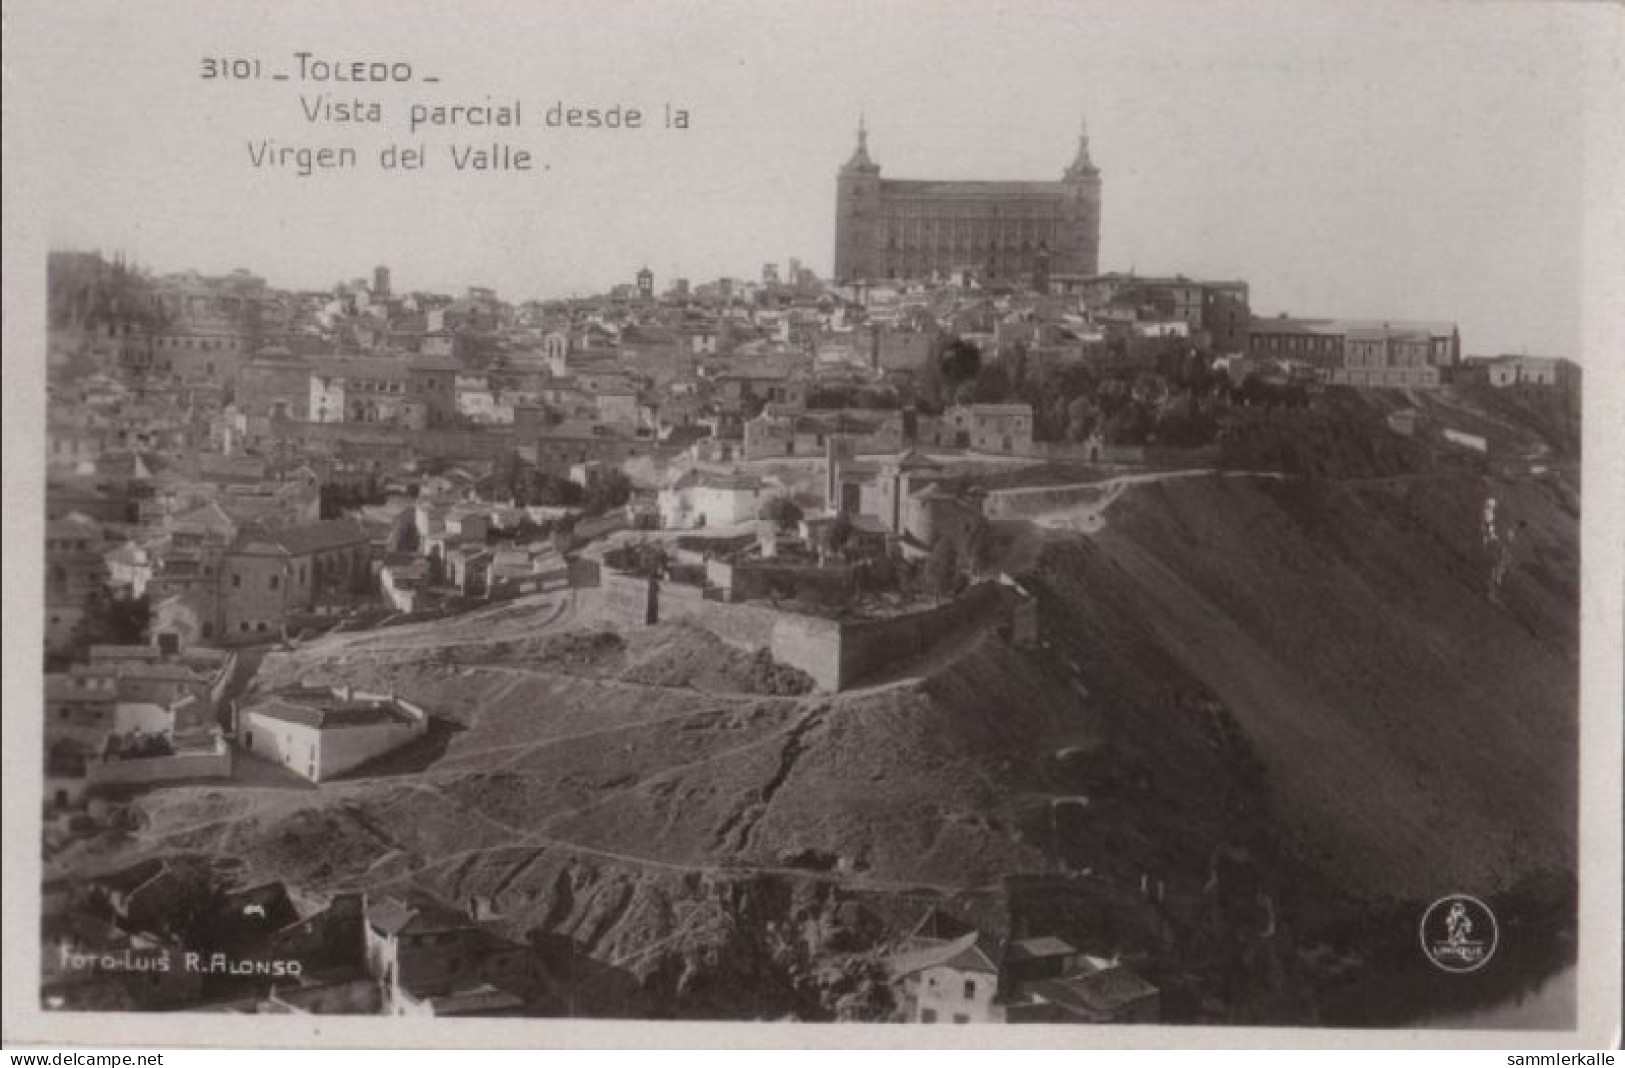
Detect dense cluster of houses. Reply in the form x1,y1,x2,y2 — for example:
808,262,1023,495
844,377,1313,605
45,854,1159,1023
44,863,534,1016
38,251,1574,1023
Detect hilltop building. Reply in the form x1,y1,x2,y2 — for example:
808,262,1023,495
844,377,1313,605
1248,315,1460,383
834,117,1103,285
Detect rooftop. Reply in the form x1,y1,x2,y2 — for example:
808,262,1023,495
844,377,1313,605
247,687,418,730
261,518,371,557
1022,965,1159,1018
888,929,1002,979
366,893,475,937
1006,935,1078,962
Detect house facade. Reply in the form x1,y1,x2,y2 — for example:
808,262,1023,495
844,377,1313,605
362,895,529,1016
658,471,768,530
239,686,428,782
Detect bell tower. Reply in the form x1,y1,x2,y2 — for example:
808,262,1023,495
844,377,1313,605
1060,115,1103,276
834,116,883,283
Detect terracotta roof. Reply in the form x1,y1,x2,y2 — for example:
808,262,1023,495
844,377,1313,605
887,448,940,471
1023,966,1158,1019
366,894,474,937
411,982,525,1016
907,906,974,943
888,930,1001,978
1006,936,1077,963
265,519,371,556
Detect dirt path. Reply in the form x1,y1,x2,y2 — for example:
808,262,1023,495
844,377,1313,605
1017,469,1284,534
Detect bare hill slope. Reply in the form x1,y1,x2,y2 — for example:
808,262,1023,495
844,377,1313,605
1030,470,1576,899
62,462,1577,1021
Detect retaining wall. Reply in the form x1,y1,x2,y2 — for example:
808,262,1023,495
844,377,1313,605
660,586,798,652
983,482,1117,520
831,583,1001,689
596,567,1001,692
87,748,232,786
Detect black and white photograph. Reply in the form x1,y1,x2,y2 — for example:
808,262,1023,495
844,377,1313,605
3,0,1621,1049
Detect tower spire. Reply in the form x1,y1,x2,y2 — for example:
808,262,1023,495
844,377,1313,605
842,113,879,174
1064,112,1098,180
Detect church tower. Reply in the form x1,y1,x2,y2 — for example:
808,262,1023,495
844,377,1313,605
834,117,882,283
1059,115,1104,277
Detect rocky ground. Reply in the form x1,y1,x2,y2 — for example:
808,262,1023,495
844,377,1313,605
50,390,1580,1025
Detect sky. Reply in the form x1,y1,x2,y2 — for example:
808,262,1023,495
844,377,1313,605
16,0,1614,358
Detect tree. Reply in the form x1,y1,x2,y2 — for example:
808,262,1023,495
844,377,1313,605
509,463,586,508
960,517,994,577
164,858,229,953
913,351,947,412
936,335,983,391
387,516,420,554
825,513,855,559
1065,395,1100,442
970,362,1012,403
760,495,804,533
925,537,959,603
582,468,632,516
624,540,669,579
71,589,151,652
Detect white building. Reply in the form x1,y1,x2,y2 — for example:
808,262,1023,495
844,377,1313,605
889,930,1003,1023
1487,355,1576,389
658,470,768,530
930,403,1035,455
239,686,428,783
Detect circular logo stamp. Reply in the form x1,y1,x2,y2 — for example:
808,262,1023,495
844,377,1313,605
1419,894,1498,973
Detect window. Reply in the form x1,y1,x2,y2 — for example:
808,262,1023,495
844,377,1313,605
269,575,280,591
231,574,241,588
952,1014,969,1024
920,1009,937,1023
964,980,977,999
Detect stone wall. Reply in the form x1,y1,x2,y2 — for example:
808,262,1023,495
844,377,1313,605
87,746,232,787
767,614,844,691
598,569,655,626
208,651,241,712
661,587,797,652
712,560,859,605
266,420,517,461
832,582,1001,689
596,568,1003,692
983,481,1116,520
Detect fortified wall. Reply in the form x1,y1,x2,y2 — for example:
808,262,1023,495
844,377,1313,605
595,569,1004,692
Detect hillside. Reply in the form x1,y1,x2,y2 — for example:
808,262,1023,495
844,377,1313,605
1041,469,1577,899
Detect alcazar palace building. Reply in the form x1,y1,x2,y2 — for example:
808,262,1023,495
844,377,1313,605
833,118,1103,286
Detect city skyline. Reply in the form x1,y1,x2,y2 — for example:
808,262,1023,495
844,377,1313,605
9,0,1615,1043
26,1,1604,360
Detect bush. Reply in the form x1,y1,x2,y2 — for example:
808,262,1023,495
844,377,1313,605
747,648,815,695
760,495,804,532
